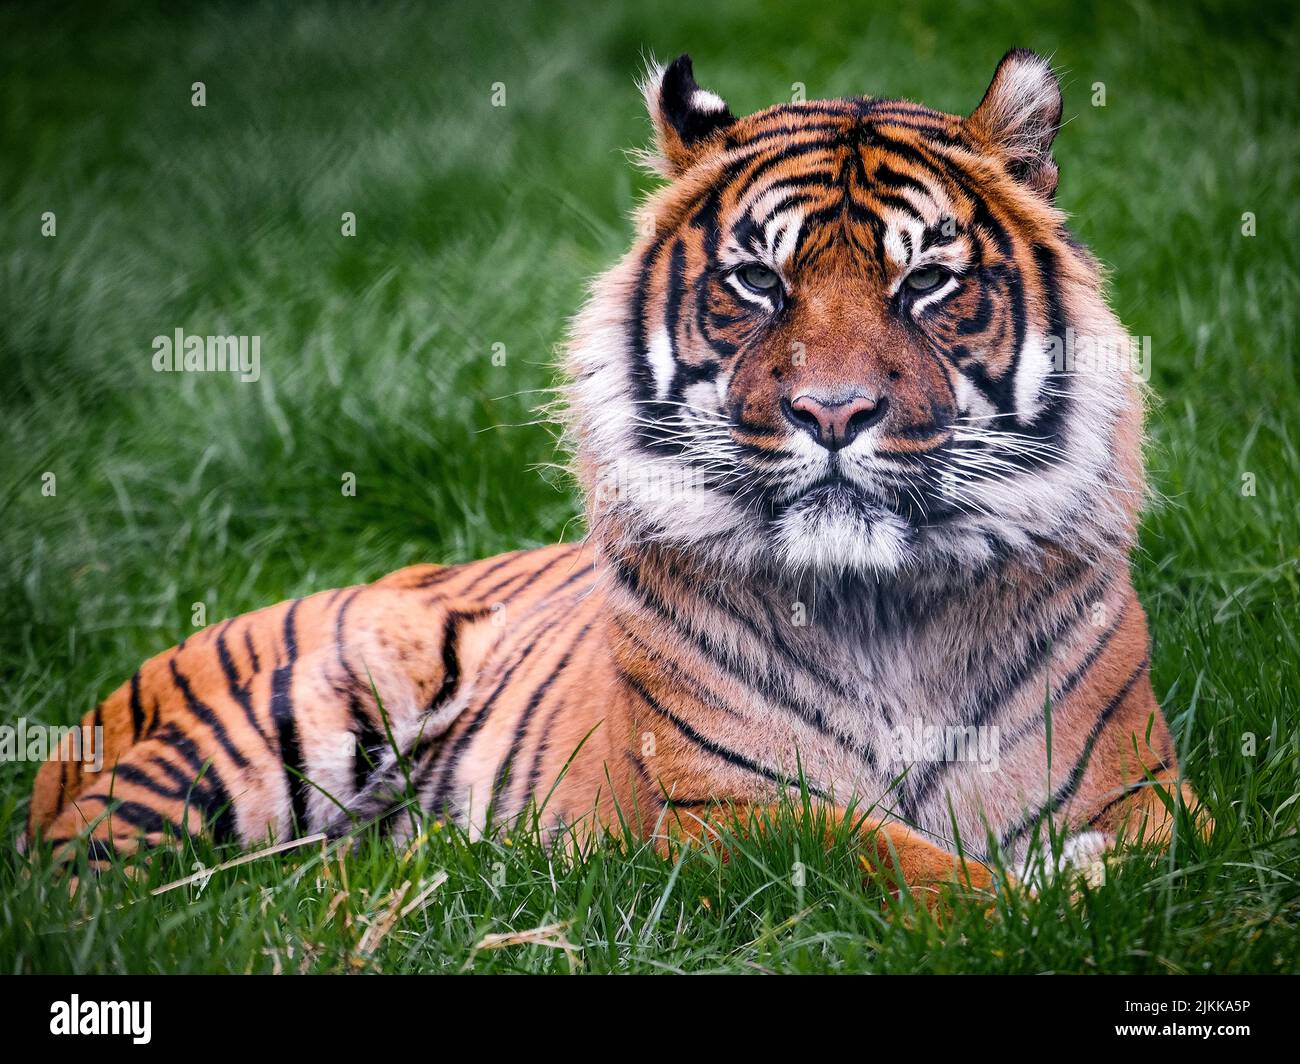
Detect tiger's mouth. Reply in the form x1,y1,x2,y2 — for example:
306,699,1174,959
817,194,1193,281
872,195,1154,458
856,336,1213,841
765,474,917,572
780,477,894,523
792,477,875,506
777,470,948,533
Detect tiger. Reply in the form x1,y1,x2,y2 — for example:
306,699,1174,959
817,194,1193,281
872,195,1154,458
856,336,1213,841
27,48,1203,900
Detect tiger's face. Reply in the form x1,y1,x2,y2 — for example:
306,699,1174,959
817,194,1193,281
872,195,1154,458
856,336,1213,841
568,50,1142,576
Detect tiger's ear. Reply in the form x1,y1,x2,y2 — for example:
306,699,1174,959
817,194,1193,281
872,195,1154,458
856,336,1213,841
642,54,735,177
966,49,1063,199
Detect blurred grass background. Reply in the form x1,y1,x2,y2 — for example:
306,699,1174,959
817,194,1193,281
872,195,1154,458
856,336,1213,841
1,0,1297,973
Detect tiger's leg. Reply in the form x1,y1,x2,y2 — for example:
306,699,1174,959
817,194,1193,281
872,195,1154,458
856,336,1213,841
1055,774,1212,886
659,802,1001,907
1028,670,1211,888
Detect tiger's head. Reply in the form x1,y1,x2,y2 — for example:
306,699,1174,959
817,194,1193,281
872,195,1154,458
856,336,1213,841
567,50,1144,577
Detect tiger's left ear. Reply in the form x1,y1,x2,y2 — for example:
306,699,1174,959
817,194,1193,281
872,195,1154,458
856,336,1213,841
642,54,735,177
966,49,1063,199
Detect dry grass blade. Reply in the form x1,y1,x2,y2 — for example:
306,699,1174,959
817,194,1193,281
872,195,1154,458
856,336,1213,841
465,921,579,971
354,871,449,965
150,832,328,897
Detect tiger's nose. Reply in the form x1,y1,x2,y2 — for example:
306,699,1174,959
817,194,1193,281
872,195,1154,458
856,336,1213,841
783,391,888,451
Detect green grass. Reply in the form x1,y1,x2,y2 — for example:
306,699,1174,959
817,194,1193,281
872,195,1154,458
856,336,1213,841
1,0,1297,974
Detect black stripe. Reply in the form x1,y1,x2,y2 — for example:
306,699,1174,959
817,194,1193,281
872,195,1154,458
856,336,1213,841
112,763,200,803
1000,657,1151,849
963,562,1102,733
523,692,588,805
141,726,240,843
423,552,516,594
168,660,250,770
99,798,185,838
147,754,210,797
623,669,830,801
957,287,994,336
493,620,595,807
155,723,205,775
608,551,873,765
414,561,469,589
426,607,480,713
1023,241,1071,441
722,120,851,152
109,760,236,842
901,563,1105,816
243,625,261,673
624,750,667,817
91,704,103,765
333,587,365,686
872,162,931,199
629,232,673,409
478,545,578,603
332,583,476,790
1084,756,1171,828
613,617,747,722
1001,599,1131,753
270,599,309,832
426,607,568,814
871,191,926,222
332,588,389,794
349,694,384,795
129,671,145,739
217,626,271,751
54,758,71,815
425,565,595,813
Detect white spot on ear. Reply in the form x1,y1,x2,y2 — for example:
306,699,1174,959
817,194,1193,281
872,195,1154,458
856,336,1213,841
690,89,728,114
998,59,1058,132
647,326,676,400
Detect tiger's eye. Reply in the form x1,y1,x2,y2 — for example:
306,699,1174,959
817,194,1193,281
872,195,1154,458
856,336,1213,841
903,266,948,293
736,263,782,293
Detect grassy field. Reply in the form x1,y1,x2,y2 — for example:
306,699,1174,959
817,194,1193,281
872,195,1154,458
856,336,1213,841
1,0,1297,974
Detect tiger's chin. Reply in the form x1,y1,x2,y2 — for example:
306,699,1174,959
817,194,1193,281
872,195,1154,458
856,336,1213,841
770,483,914,575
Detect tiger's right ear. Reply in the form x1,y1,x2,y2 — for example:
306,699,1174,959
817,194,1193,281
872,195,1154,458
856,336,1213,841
642,54,735,177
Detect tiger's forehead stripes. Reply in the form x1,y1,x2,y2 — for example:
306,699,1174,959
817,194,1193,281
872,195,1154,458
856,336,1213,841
663,106,1015,286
